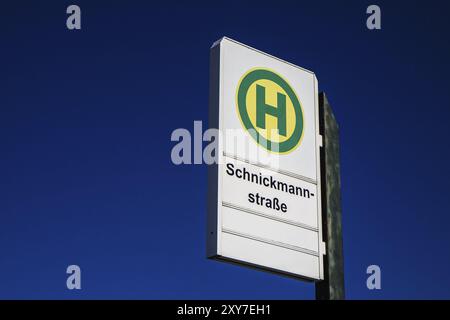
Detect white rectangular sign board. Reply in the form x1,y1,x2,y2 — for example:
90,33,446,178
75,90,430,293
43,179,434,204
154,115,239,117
207,37,325,281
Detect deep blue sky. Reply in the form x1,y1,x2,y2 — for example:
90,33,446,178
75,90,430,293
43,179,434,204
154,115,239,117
1,0,450,299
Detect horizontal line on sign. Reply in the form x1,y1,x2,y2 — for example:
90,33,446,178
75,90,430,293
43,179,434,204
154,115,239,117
222,202,319,232
223,152,317,185
222,228,319,257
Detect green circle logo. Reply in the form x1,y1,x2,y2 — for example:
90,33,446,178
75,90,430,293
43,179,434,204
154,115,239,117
236,68,304,153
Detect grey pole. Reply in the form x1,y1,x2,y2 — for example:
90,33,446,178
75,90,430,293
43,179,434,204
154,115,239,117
315,92,345,300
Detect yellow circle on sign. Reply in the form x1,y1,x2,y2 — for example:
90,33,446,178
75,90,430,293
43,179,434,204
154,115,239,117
236,68,305,154
244,79,297,143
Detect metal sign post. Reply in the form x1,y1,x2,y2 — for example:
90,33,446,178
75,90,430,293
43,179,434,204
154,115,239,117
315,93,345,300
206,38,345,295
